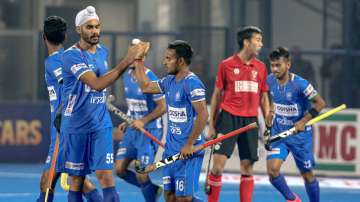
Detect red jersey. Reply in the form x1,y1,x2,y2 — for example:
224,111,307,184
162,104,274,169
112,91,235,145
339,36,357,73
215,54,269,117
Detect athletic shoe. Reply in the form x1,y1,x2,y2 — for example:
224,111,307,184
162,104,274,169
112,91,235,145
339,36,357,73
287,193,302,202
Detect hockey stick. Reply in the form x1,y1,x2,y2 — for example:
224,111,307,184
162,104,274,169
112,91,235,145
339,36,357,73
106,95,165,148
45,133,60,202
134,122,258,174
204,144,214,194
265,104,347,149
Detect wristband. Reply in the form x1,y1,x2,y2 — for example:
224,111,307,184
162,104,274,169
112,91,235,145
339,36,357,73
309,108,319,118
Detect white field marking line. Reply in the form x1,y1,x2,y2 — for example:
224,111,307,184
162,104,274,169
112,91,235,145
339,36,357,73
199,173,360,189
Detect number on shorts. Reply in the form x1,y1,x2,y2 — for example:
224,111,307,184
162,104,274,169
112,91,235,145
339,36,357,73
176,180,184,191
106,153,114,164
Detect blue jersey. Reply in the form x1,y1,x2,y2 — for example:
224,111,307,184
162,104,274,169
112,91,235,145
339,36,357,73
267,73,318,136
45,48,64,124
122,68,164,129
157,73,206,156
61,44,112,133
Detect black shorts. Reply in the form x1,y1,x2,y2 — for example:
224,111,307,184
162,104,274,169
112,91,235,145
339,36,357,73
213,110,259,162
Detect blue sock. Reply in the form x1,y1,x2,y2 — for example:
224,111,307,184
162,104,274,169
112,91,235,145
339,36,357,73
121,170,141,187
140,180,158,202
305,179,320,202
68,190,84,202
192,195,204,202
37,192,54,202
102,186,120,202
84,189,103,202
270,174,295,200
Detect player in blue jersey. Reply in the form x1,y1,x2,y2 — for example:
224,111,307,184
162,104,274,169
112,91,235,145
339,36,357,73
59,6,148,202
114,56,166,202
37,16,101,202
134,40,208,202
265,47,326,202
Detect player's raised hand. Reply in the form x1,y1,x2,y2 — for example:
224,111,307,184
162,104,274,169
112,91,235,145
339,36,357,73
125,40,150,62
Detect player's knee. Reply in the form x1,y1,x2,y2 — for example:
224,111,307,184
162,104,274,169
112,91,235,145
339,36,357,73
267,167,280,179
211,166,224,176
115,167,126,178
240,162,254,175
39,171,48,191
135,173,149,184
301,171,315,183
96,170,114,187
82,178,96,193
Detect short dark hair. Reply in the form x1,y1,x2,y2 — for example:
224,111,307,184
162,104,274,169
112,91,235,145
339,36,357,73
269,46,291,61
237,26,262,50
168,40,193,65
43,16,67,45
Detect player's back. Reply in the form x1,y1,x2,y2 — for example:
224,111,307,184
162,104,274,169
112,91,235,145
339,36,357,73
267,73,317,138
122,68,163,129
45,48,64,123
61,44,112,134
159,73,206,156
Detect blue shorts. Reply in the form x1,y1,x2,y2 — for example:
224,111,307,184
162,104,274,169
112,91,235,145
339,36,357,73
162,155,203,197
59,127,114,176
116,127,162,167
267,130,315,173
44,126,58,170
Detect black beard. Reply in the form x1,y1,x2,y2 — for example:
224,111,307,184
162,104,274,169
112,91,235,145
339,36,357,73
84,35,99,45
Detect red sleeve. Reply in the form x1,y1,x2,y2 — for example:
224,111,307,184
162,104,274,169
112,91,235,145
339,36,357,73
260,65,269,92
215,62,225,90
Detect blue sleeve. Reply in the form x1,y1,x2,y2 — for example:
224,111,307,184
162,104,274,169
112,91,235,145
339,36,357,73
146,69,165,101
156,75,169,94
185,77,206,102
63,50,93,80
298,78,318,100
46,58,63,83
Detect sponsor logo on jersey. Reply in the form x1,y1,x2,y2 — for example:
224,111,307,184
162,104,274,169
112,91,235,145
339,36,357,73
175,91,181,101
116,148,127,156
276,117,294,126
234,68,240,74
190,88,205,98
64,95,76,116
267,147,281,155
163,176,171,184
168,106,187,123
126,98,148,112
70,63,87,74
47,86,57,101
53,67,62,78
274,103,299,117
90,95,106,104
234,80,258,93
65,161,84,170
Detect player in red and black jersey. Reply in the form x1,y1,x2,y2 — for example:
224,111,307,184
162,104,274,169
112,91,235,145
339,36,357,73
206,26,270,202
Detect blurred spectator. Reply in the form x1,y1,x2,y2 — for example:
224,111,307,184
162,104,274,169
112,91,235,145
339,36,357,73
192,54,213,102
290,46,317,88
320,44,344,107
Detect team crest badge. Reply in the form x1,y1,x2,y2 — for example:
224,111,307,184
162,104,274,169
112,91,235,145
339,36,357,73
286,92,292,100
251,70,258,80
234,68,240,74
175,92,181,101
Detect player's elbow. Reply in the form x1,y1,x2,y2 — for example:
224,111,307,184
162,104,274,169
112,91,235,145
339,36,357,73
87,81,106,92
